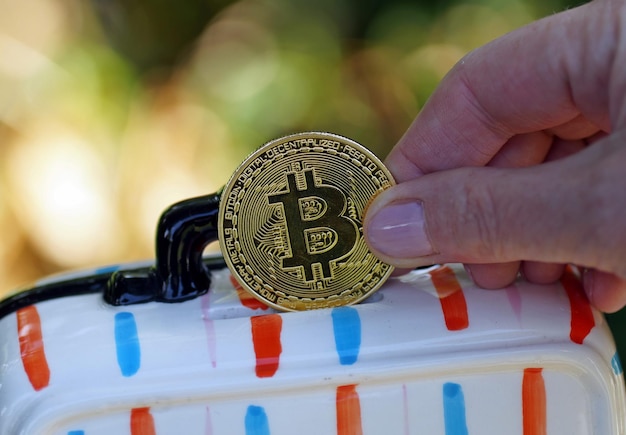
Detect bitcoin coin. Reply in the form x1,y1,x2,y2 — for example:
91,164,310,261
218,132,395,311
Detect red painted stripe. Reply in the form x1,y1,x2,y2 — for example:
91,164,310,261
17,306,50,391
131,407,156,435
251,314,282,378
430,266,469,331
522,368,546,435
336,384,363,435
561,267,594,344
230,275,269,310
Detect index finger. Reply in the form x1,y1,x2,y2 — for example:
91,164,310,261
388,0,616,182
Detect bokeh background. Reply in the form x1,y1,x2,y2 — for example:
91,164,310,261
0,0,587,297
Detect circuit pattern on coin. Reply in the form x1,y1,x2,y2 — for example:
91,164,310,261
218,132,395,311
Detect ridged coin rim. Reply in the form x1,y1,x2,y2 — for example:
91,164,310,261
217,131,395,311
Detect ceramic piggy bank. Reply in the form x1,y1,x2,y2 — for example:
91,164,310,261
1,193,624,434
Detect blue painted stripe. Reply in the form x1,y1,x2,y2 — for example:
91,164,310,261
332,307,361,365
114,312,141,377
612,352,623,375
67,431,85,435
443,383,468,435
245,405,270,435
95,264,121,275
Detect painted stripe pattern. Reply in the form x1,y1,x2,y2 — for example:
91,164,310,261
430,266,469,331
61,369,556,434
443,383,468,435
11,264,619,434
336,384,363,435
245,405,271,435
402,384,410,435
522,368,546,435
17,306,50,391
251,314,283,378
612,352,623,376
200,293,218,368
505,284,522,325
115,312,141,377
205,406,214,435
332,307,361,365
131,407,156,435
561,267,595,344
230,275,270,311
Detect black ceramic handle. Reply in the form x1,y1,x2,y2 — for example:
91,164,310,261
104,192,221,305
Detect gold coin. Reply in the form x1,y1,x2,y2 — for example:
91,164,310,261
218,132,395,311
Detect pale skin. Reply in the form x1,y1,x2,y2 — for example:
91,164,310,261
363,0,626,312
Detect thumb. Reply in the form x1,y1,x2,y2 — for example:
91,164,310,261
364,142,626,280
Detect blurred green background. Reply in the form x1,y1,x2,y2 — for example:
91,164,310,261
1,0,588,293
5,0,626,357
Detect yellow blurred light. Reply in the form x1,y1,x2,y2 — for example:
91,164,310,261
432,3,531,50
114,88,239,253
0,0,67,55
192,12,278,102
137,170,207,246
405,43,467,80
6,125,122,268
0,35,59,79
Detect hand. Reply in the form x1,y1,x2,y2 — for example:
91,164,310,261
363,0,626,312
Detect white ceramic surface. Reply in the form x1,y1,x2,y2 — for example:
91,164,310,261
1,262,624,434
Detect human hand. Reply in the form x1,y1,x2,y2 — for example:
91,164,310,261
363,0,626,312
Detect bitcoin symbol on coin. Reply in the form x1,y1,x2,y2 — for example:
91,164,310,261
268,168,358,283
218,132,395,311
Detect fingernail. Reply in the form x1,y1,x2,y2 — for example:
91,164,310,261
367,201,434,258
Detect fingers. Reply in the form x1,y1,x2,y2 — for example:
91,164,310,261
365,164,575,269
385,0,616,181
464,260,566,289
486,131,553,168
544,114,601,140
464,262,520,289
522,261,565,285
372,0,626,312
509,137,586,288
583,269,626,313
466,131,554,287
365,136,626,282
